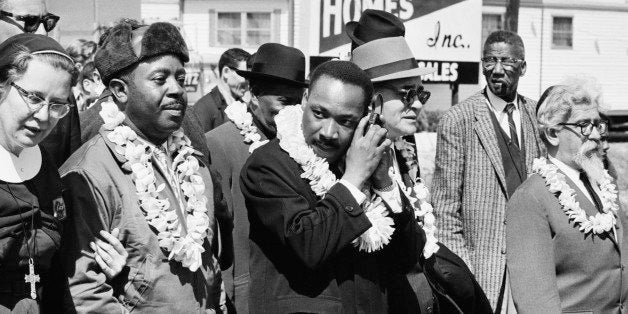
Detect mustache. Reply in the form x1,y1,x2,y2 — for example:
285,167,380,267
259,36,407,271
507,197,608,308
315,138,340,149
161,99,186,110
577,140,603,157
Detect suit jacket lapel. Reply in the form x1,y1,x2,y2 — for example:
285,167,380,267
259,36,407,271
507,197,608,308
473,93,507,193
519,97,541,172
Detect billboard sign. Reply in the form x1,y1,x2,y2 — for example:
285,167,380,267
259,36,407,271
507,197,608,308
317,0,482,84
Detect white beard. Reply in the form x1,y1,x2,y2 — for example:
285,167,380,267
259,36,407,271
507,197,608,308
573,140,605,186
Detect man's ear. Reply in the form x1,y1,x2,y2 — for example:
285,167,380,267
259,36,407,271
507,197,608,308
544,126,560,147
221,66,230,79
301,90,308,105
249,93,259,111
109,78,129,104
82,79,92,92
520,60,527,77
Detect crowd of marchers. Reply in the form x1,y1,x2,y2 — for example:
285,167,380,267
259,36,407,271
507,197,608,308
0,2,624,314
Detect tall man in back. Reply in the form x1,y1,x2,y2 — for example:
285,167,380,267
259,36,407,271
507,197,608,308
190,48,251,132
205,43,306,313
432,30,545,310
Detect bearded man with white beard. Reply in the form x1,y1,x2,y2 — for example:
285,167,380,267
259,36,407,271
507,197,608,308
506,78,628,313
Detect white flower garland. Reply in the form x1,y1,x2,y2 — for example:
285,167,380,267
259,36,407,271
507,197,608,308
224,100,268,153
99,101,210,272
393,139,439,258
275,105,394,253
533,157,619,235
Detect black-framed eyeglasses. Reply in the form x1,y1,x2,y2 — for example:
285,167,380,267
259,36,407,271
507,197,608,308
481,56,523,70
558,120,608,137
11,82,73,119
0,10,60,33
381,84,431,106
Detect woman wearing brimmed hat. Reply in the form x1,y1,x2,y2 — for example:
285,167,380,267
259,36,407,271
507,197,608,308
0,33,126,312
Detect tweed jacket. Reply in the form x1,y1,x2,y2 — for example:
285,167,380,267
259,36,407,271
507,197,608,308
59,125,222,313
240,139,425,313
507,172,628,314
432,89,544,308
205,120,269,314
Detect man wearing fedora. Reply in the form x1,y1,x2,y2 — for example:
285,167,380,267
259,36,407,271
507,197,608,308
204,43,306,314
345,9,405,50
432,30,545,310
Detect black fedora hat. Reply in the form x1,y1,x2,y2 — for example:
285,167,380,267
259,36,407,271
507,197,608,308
236,43,307,87
345,9,405,46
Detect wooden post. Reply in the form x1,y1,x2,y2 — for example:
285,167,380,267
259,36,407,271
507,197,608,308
505,0,520,32
451,83,459,106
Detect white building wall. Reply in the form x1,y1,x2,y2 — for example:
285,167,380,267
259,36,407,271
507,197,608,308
514,6,543,100
538,6,628,111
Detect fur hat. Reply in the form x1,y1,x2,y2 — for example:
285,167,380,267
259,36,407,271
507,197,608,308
95,22,189,84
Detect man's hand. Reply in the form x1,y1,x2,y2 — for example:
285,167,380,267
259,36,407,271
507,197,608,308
371,148,393,190
342,116,391,190
90,228,129,280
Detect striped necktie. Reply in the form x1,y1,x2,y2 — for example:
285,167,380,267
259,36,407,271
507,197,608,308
504,103,519,149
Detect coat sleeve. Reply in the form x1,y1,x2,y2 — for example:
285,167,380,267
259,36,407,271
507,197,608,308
506,182,561,313
240,154,372,270
61,169,128,314
432,109,473,269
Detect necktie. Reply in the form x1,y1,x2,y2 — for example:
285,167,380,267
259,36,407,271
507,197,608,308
579,171,603,212
504,103,519,149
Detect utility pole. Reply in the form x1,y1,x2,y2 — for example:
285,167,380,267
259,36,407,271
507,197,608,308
504,0,520,32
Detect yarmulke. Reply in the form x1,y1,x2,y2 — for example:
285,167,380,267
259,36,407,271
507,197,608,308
95,22,189,84
0,33,73,70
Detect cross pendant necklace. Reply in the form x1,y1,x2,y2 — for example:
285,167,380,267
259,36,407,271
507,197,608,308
24,258,40,299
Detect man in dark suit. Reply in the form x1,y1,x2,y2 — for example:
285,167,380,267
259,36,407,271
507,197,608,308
432,30,545,310
190,48,251,133
205,43,306,313
240,60,425,313
507,79,628,313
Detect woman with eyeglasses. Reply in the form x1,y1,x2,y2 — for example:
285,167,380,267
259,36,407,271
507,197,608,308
0,33,127,313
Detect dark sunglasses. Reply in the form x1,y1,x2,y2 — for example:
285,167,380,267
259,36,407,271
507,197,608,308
0,10,60,33
381,83,431,106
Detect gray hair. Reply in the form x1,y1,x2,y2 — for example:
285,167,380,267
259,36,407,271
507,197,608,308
536,75,604,142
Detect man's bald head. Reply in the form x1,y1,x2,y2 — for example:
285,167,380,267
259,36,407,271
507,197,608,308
0,0,48,43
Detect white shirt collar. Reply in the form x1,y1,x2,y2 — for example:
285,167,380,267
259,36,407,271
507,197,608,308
485,86,518,112
0,144,42,183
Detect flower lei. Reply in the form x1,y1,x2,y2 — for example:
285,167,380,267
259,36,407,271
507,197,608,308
533,157,619,235
99,101,210,272
275,105,394,253
224,100,268,153
393,139,439,258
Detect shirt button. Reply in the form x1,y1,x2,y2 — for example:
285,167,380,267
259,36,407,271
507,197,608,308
345,205,354,212
621,264,625,271
503,219,507,225
501,248,506,254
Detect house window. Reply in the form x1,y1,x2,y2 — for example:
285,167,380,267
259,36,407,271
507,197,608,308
216,12,271,47
482,14,502,46
552,17,573,49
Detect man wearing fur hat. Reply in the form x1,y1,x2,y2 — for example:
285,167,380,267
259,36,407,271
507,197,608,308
59,21,224,313
204,43,306,313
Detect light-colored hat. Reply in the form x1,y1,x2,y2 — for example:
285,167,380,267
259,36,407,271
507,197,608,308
351,36,435,82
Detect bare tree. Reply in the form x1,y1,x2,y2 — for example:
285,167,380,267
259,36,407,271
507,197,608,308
504,0,520,32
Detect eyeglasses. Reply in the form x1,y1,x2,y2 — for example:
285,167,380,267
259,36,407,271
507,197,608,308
0,10,60,33
558,120,608,137
481,56,523,70
11,82,73,119
381,84,431,106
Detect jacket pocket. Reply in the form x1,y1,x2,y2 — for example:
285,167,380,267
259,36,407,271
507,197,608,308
121,253,158,311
